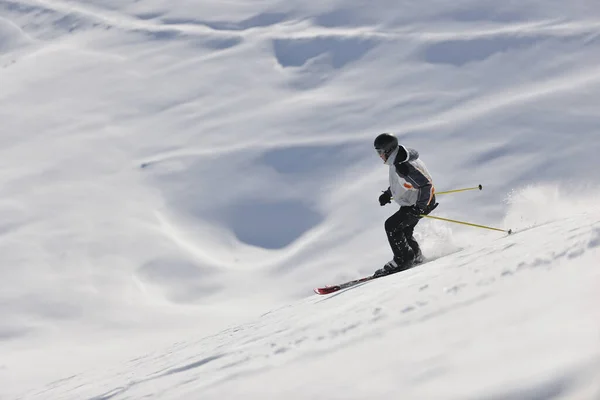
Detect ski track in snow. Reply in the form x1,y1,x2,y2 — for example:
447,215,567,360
1,0,600,398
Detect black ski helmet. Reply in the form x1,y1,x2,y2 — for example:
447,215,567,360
374,133,398,161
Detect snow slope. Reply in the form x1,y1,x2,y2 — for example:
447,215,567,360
18,207,600,399
1,0,599,398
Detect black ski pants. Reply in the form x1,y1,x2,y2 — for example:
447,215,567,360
384,207,422,265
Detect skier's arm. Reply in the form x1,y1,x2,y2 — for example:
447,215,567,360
414,181,434,211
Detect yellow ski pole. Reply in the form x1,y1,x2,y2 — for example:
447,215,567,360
435,184,483,195
421,214,512,235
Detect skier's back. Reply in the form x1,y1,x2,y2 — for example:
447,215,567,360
373,133,438,277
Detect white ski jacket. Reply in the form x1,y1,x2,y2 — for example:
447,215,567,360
385,145,435,209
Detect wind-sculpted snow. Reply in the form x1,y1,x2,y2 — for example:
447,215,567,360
0,13,32,56
421,36,541,66
160,12,289,31
16,211,600,399
272,37,378,69
137,257,220,303
1,0,600,398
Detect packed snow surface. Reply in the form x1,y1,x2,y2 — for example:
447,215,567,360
0,0,599,398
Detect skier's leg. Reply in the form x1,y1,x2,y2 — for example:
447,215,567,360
375,209,416,277
406,194,436,264
384,208,415,266
404,224,424,263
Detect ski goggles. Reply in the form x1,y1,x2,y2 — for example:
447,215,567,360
375,148,388,159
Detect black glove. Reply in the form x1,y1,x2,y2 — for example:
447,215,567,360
406,201,439,221
406,205,425,219
379,189,392,206
428,202,439,214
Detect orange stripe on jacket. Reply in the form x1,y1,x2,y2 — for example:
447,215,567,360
427,186,435,205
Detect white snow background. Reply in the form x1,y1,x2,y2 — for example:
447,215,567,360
1,0,600,399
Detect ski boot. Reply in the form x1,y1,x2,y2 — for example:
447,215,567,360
373,258,410,278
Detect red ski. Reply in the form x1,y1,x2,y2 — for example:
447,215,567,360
313,261,427,295
314,275,376,295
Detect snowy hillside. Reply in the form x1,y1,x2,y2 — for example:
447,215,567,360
16,208,600,399
1,0,599,398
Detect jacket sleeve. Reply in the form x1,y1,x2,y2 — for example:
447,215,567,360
395,157,434,210
414,180,434,210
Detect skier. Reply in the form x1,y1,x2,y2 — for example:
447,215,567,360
373,133,438,277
